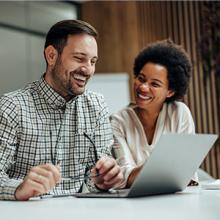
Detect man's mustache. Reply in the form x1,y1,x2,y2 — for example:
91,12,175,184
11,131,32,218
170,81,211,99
72,68,87,76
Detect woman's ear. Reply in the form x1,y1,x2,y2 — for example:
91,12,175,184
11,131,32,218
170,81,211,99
166,89,175,98
44,45,58,66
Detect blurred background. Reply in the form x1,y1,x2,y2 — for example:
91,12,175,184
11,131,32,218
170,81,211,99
0,0,219,178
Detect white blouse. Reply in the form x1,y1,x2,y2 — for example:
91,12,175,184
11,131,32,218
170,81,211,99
110,101,196,187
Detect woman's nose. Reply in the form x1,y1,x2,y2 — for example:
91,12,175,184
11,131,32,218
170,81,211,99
140,82,150,91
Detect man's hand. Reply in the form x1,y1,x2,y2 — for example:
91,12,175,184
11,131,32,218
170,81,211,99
90,157,123,190
15,163,61,201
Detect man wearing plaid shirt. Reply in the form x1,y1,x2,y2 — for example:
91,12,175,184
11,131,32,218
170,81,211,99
0,20,123,200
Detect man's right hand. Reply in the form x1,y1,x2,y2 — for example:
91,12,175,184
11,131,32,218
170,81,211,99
15,163,61,201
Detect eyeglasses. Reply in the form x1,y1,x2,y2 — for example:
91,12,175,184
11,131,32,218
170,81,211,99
55,132,100,182
61,172,101,182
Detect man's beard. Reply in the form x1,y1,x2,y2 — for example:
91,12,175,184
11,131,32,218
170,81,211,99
51,62,88,98
69,68,89,96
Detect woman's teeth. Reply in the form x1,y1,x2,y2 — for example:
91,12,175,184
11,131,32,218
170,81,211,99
138,93,152,100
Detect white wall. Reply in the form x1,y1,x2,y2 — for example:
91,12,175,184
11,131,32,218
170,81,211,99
0,1,77,95
88,73,130,114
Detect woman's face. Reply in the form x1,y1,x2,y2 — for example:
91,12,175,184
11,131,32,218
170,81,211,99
134,62,174,111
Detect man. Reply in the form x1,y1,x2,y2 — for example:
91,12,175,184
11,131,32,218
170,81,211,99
0,20,123,200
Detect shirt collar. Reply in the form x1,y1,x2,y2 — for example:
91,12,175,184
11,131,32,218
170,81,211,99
37,75,78,109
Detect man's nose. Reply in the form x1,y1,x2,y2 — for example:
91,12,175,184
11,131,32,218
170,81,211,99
83,60,94,69
79,65,94,76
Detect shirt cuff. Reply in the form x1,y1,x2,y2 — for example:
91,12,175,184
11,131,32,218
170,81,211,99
0,179,23,200
86,177,103,192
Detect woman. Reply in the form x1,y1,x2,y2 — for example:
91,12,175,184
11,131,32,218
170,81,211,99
110,40,198,188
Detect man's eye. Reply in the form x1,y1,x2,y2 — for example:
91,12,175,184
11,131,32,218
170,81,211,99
74,57,83,61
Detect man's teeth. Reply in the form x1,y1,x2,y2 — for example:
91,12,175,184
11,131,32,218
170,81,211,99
74,74,86,81
138,94,152,100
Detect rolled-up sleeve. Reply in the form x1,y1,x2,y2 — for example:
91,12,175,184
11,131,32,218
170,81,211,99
0,96,23,200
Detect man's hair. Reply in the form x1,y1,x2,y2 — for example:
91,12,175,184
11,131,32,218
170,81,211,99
133,39,192,102
44,19,98,54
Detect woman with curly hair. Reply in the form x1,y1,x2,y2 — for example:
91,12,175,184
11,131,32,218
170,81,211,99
110,40,198,188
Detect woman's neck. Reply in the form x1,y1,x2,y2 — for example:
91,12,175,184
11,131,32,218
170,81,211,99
135,105,161,126
135,105,163,145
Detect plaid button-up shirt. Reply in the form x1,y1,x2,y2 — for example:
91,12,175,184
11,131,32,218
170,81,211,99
0,76,113,200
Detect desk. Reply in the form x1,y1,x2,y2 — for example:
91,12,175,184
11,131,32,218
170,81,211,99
0,186,219,220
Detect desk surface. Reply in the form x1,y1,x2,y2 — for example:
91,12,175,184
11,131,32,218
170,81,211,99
1,186,220,220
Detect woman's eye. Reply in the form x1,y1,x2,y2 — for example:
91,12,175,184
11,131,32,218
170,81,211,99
91,60,97,65
151,82,160,87
137,76,145,82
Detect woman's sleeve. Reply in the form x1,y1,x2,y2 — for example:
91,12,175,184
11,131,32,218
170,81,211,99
110,114,136,188
175,102,195,134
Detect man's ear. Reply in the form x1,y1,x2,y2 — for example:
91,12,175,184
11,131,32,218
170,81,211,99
166,89,175,98
44,45,58,66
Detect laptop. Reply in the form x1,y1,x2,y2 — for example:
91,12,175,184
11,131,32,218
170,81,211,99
74,133,218,198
